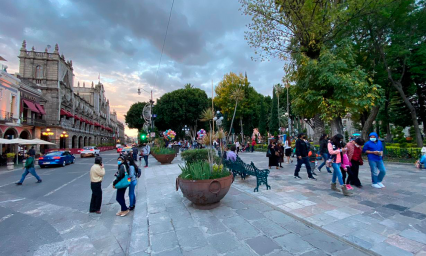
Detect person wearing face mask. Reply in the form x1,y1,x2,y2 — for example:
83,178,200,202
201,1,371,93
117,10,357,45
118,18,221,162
328,134,352,196
346,138,365,188
294,133,316,180
113,156,130,216
363,132,386,189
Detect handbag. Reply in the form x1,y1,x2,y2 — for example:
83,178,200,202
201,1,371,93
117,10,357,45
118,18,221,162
266,149,271,157
115,174,131,189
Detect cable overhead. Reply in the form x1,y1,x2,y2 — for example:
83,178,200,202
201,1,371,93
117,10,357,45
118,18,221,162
154,0,175,88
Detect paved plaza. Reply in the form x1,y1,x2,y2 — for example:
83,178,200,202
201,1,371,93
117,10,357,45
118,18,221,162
129,155,369,256
236,152,426,256
1,150,425,255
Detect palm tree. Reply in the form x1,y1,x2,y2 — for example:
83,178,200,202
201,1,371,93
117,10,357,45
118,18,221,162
200,108,215,146
227,87,245,142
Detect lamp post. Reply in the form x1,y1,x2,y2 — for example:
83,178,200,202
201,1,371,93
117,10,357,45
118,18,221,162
138,87,155,130
182,125,190,137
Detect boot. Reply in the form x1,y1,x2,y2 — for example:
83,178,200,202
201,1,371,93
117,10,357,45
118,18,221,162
341,185,352,196
331,183,341,192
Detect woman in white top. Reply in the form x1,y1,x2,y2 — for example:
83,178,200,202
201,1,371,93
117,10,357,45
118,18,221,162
235,141,240,155
284,137,293,164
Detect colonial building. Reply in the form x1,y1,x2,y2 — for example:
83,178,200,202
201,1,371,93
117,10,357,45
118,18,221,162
17,40,125,148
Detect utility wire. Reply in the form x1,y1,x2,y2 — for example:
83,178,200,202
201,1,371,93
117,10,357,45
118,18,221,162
154,0,175,88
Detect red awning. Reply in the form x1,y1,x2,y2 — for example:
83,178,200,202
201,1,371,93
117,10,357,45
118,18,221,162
35,103,46,115
60,109,72,117
74,115,80,120
24,100,40,114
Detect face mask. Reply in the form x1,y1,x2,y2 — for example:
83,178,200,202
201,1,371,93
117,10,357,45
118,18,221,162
355,144,360,148
370,138,376,142
118,160,122,165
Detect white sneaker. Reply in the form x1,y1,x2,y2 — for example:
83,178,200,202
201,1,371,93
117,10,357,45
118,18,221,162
377,182,385,188
372,184,382,189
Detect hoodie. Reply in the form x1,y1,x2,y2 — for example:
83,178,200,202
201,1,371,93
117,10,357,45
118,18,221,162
362,132,384,161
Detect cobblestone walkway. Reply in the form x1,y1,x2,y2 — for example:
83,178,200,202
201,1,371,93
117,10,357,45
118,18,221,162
234,152,426,256
129,156,369,256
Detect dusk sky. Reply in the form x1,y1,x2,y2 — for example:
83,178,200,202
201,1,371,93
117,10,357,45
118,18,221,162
0,0,285,136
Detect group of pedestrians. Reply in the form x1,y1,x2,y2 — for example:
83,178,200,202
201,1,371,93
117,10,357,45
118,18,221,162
291,132,387,196
267,140,287,169
89,154,140,217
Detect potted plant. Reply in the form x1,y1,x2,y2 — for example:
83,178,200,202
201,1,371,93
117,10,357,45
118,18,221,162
6,153,16,170
176,150,233,205
176,108,233,205
151,146,176,164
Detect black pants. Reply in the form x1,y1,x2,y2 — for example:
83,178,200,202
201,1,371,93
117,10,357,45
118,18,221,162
116,188,128,211
349,160,362,186
90,182,102,212
294,157,313,178
341,166,356,185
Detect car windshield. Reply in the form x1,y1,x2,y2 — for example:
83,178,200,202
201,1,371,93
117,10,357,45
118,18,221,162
83,147,93,150
46,152,62,156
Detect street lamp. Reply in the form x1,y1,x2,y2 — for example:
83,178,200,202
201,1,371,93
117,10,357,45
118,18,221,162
182,125,190,135
60,131,69,148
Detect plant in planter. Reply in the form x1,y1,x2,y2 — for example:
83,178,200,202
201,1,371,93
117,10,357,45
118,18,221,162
151,146,176,164
176,108,233,205
6,153,16,162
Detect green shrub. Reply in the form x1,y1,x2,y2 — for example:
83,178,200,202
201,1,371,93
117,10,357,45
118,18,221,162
181,149,221,164
179,161,230,180
151,147,175,155
6,153,16,158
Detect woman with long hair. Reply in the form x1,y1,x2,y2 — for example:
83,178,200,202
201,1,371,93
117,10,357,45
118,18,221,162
318,134,331,173
127,156,139,210
284,136,293,164
113,156,130,216
268,141,279,169
328,134,352,196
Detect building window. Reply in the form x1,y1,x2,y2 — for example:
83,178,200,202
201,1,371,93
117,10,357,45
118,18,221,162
36,65,43,79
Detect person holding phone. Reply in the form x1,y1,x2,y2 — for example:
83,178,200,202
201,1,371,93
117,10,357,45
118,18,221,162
90,156,105,214
363,132,386,189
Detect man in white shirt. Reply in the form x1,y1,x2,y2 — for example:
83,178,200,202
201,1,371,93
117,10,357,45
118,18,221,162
235,141,240,155
142,143,150,167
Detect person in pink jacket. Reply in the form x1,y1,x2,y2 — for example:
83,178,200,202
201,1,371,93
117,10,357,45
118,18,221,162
341,153,354,190
328,134,352,196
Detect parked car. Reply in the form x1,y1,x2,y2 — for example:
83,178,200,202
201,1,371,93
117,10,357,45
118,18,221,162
39,151,75,168
117,146,123,153
80,146,100,158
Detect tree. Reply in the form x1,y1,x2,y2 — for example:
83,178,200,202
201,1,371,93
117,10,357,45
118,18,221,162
270,87,279,134
125,102,146,131
214,72,263,138
258,97,267,136
154,85,209,137
356,0,425,146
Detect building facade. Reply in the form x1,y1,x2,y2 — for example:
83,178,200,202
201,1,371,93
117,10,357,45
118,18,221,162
17,40,125,149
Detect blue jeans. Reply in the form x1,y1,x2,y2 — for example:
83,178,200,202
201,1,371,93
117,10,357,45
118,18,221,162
318,153,331,172
294,157,313,178
368,160,386,184
19,167,41,183
128,180,137,207
331,163,344,185
143,156,148,167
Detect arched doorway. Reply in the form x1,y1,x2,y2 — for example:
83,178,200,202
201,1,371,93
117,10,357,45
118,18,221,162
72,135,77,148
84,137,87,146
60,136,67,149
19,130,31,139
88,137,92,146
3,128,18,139
79,136,83,148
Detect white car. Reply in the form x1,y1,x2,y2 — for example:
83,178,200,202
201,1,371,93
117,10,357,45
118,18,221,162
80,146,100,158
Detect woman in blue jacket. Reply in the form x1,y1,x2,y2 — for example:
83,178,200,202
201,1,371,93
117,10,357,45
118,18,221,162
362,132,386,189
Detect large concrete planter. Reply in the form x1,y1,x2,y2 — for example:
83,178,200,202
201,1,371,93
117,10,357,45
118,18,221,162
152,153,175,164
6,159,14,170
176,173,233,205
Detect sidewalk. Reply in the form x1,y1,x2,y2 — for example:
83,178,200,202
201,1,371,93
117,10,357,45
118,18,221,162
234,152,426,256
129,155,369,256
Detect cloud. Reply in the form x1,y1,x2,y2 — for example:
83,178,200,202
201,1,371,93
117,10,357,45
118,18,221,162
0,0,285,137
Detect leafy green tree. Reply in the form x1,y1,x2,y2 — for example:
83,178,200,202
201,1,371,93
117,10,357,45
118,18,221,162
154,85,209,138
269,87,279,134
258,97,267,136
125,102,146,131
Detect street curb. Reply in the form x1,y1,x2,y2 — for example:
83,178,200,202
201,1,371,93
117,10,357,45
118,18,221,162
233,186,381,256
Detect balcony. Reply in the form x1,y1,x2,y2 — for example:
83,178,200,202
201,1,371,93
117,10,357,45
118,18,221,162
21,117,47,126
0,110,14,123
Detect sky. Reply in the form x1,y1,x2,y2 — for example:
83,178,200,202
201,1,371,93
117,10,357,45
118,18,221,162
0,0,285,137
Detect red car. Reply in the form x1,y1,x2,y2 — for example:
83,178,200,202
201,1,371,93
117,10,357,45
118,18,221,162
117,146,123,153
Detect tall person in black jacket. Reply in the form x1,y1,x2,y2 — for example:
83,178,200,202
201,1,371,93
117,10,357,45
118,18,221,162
318,134,332,173
294,133,316,180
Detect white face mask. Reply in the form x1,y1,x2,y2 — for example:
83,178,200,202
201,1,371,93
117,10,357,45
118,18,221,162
370,138,377,142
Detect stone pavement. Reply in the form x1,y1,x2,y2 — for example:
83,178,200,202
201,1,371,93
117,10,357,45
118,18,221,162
233,152,426,256
129,155,369,256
